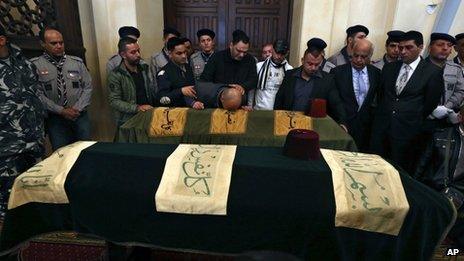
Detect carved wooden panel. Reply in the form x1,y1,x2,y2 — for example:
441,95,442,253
228,0,291,57
164,0,227,50
164,0,292,58
0,0,85,60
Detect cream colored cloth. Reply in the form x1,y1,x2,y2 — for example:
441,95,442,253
321,149,410,236
8,141,96,209
155,144,237,215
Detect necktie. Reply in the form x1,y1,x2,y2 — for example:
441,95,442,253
44,53,68,106
356,70,367,108
396,64,410,95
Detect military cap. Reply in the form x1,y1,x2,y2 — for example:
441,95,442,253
163,27,181,38
401,30,423,45
386,30,404,42
306,38,327,51
273,39,289,54
118,26,140,39
455,33,464,42
197,28,215,39
430,33,456,44
346,25,369,37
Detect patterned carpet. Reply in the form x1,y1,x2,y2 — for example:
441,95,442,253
0,220,462,261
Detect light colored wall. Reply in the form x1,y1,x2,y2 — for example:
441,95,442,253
77,0,164,141
289,0,462,67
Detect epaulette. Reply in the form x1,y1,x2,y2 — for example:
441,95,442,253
67,55,83,62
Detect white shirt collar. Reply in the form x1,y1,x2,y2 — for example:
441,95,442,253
404,56,421,71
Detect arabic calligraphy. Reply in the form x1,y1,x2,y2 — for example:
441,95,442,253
334,151,390,212
210,109,248,134
274,110,313,136
149,107,188,137
175,145,223,197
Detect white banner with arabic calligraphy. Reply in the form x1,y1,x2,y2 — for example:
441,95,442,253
155,144,237,215
8,141,96,209
321,149,410,236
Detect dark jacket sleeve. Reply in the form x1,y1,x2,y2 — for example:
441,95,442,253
274,71,291,110
326,75,347,125
413,135,434,180
241,58,258,91
199,54,217,82
156,73,183,101
423,66,445,117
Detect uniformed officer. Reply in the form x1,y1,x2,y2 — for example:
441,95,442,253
106,26,141,74
426,33,464,122
372,30,404,70
307,38,335,73
156,37,198,108
327,25,369,66
190,28,216,80
150,27,181,82
455,33,464,68
31,26,92,151
0,26,44,220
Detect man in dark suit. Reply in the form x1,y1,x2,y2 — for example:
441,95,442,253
200,29,257,98
274,45,347,130
156,37,197,108
331,39,381,151
370,31,444,174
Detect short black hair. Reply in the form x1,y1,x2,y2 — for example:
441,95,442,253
304,47,323,58
179,37,191,45
39,26,61,42
167,37,185,51
401,31,423,46
118,37,137,53
163,27,181,38
232,29,250,45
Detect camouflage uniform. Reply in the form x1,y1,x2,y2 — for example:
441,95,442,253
0,44,45,219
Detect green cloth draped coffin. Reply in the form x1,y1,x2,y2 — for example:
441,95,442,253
1,142,454,260
118,107,357,151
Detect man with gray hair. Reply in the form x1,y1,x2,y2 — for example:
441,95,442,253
331,39,381,151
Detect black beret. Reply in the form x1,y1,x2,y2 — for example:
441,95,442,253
430,33,456,44
273,39,289,53
455,33,464,42
163,27,181,37
306,38,327,51
197,28,215,39
386,30,404,42
166,37,184,51
401,30,423,44
118,26,140,39
346,25,369,37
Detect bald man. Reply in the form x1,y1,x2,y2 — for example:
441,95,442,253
331,39,381,151
219,87,243,110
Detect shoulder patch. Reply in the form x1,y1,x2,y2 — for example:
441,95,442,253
157,70,165,76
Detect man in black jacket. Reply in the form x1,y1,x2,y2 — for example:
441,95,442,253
200,29,257,98
274,46,347,130
370,31,444,173
331,39,381,151
156,37,197,108
415,105,464,248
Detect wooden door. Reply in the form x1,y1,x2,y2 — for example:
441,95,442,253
164,0,293,59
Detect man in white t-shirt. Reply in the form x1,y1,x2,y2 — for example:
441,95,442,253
248,39,293,110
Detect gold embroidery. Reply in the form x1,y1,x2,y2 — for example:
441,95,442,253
149,107,189,137
274,110,313,136
210,109,248,134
